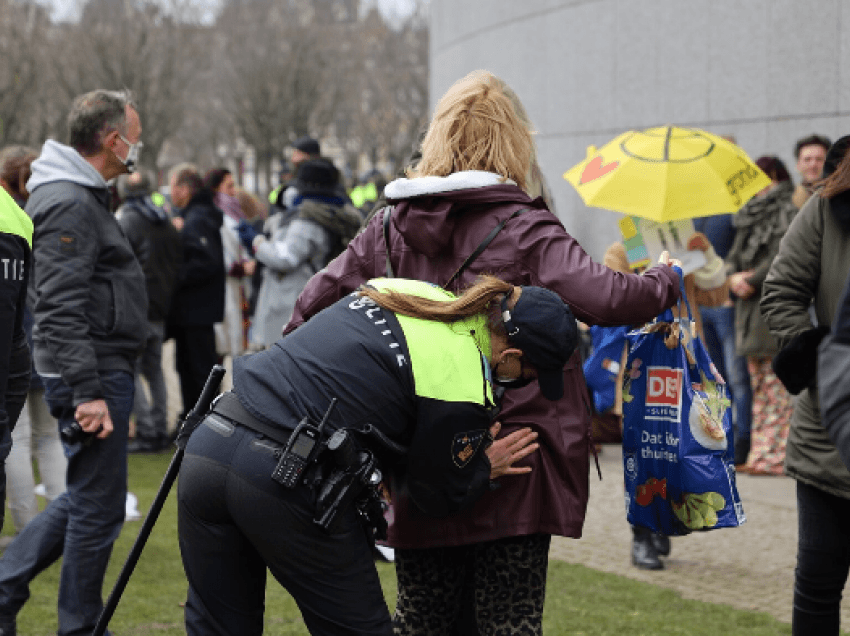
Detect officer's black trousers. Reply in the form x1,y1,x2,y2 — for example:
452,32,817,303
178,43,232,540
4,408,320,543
177,414,393,636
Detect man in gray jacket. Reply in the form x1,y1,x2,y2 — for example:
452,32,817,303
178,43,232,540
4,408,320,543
0,89,147,636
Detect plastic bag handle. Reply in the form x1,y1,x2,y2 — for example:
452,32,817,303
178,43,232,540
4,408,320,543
658,265,694,328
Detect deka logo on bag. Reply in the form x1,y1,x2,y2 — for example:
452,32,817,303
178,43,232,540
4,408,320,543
645,367,683,422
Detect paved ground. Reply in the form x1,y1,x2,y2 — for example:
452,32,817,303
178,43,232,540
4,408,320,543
549,443,846,627
158,343,844,627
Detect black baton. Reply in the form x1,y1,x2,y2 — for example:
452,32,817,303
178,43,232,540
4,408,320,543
93,364,226,636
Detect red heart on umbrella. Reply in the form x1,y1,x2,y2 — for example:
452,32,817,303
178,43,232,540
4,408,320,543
580,156,619,184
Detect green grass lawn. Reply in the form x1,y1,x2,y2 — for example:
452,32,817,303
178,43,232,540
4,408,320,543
4,453,809,635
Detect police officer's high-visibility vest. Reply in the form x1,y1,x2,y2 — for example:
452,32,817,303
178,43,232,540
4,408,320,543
350,182,378,209
367,278,494,406
0,188,33,248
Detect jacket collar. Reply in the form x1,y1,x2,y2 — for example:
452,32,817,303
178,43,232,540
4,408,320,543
384,171,515,200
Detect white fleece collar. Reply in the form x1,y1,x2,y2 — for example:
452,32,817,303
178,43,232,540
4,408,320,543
384,171,516,200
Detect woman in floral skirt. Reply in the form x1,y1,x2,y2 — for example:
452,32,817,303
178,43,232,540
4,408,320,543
726,156,798,474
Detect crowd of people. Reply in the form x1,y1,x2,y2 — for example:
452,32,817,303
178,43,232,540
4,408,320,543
0,72,846,636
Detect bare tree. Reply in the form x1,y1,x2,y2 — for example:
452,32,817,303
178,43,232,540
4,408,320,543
215,0,350,189
45,0,207,172
334,1,429,179
0,1,52,146
1,0,429,191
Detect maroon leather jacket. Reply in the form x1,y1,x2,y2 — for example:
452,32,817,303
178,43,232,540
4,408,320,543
286,175,680,548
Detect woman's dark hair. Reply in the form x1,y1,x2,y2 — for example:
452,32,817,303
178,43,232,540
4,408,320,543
358,275,515,337
794,134,832,159
0,146,38,201
203,168,231,193
755,155,791,183
819,136,850,199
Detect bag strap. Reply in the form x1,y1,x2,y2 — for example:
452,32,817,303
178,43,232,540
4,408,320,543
674,265,696,329
382,206,530,286
382,206,394,278
444,208,530,288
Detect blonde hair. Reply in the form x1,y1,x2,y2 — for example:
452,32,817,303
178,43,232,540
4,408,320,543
236,187,266,220
358,275,514,329
409,70,535,191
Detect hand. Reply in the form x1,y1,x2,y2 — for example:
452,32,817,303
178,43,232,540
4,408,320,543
687,232,712,252
171,217,184,232
486,421,539,479
74,399,113,439
243,259,257,276
658,250,683,270
729,271,756,299
237,221,259,252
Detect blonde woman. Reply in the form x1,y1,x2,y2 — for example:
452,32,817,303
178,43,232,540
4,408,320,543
287,70,681,633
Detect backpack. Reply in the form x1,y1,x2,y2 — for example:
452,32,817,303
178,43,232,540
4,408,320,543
381,205,529,288
297,201,364,270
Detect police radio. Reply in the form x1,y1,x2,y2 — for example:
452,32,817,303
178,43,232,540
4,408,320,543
272,398,337,488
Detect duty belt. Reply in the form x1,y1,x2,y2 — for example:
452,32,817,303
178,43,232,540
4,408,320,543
211,391,292,446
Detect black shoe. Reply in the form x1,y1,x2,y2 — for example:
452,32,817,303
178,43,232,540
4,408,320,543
734,437,751,466
651,533,671,557
631,527,664,570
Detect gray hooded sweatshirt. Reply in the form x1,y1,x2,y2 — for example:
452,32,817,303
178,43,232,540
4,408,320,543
26,140,148,406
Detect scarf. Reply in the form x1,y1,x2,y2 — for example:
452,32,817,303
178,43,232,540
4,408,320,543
733,180,797,265
214,192,245,222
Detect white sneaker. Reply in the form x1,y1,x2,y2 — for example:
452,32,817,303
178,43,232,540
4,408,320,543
125,492,142,521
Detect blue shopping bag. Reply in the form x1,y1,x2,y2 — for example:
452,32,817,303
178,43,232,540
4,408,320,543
621,273,745,536
583,325,629,414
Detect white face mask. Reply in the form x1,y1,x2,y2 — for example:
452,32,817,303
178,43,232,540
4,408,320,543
116,134,142,173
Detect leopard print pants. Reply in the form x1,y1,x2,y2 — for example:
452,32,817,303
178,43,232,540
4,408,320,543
393,534,551,636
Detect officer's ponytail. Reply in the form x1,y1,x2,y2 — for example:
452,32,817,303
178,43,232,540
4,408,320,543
358,275,514,327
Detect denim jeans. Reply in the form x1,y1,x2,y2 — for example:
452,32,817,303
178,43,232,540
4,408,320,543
133,321,168,439
6,389,67,531
699,305,752,442
0,370,133,636
793,481,850,635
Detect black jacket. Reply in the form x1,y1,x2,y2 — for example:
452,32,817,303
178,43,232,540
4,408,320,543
169,189,225,326
233,288,493,520
26,142,148,406
0,220,32,435
117,196,182,322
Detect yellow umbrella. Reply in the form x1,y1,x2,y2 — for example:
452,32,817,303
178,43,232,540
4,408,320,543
562,126,772,222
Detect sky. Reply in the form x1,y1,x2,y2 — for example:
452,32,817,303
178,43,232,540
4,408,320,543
42,0,419,24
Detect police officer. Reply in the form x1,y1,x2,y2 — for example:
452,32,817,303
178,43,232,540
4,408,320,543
0,188,32,536
176,275,578,635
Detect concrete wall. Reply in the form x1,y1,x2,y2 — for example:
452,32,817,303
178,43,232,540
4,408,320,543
430,0,850,260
